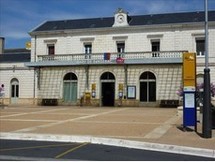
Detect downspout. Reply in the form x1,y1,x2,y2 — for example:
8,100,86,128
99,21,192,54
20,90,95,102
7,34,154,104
124,64,128,99
33,35,37,104
85,65,89,90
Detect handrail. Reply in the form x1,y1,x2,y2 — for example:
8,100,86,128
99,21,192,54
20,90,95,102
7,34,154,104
37,51,186,62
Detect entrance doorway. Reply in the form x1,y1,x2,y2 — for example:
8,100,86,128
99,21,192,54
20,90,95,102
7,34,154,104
102,82,115,106
63,73,78,103
11,78,19,104
140,71,156,102
100,72,115,106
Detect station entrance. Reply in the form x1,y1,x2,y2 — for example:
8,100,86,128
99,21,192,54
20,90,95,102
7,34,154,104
100,72,115,106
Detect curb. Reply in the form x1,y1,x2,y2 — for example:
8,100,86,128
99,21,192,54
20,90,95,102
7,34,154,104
0,132,215,158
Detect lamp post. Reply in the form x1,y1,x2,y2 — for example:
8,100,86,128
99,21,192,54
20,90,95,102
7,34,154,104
202,0,212,138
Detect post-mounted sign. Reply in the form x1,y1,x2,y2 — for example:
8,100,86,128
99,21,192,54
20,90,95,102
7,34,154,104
183,52,197,130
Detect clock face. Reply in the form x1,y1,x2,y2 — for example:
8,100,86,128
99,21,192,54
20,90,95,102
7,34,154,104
117,15,125,23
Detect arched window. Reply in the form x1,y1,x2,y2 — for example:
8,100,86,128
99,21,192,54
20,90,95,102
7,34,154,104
64,73,77,81
140,72,156,102
10,78,19,104
11,78,19,98
100,72,115,80
63,73,78,103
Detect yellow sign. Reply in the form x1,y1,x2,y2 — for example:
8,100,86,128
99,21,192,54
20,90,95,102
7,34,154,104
92,84,96,90
119,84,123,91
85,92,90,97
25,41,31,50
183,53,196,87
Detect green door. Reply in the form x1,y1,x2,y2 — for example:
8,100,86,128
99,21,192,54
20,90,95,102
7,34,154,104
63,82,77,102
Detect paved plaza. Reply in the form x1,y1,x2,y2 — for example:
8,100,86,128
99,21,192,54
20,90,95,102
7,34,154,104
0,105,215,157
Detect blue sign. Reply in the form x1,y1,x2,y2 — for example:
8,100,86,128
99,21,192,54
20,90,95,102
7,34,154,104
183,90,197,128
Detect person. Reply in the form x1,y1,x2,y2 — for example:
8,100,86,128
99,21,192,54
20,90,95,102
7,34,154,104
80,95,84,107
0,84,5,97
0,84,5,107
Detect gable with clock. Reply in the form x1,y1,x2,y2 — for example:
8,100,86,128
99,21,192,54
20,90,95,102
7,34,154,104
112,8,129,27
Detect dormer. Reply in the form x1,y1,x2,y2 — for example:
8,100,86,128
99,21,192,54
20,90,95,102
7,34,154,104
112,8,129,27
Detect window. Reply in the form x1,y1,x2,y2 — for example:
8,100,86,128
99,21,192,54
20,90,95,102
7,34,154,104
11,78,19,98
84,44,92,54
151,41,160,57
140,72,156,102
48,44,55,55
117,42,125,53
84,43,92,59
64,73,78,80
100,72,115,80
196,39,205,56
151,41,160,52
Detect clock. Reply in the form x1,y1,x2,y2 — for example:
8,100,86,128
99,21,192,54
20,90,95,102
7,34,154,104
117,15,125,23
112,11,129,27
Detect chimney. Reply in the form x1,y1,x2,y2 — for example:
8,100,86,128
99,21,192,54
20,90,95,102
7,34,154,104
0,37,5,54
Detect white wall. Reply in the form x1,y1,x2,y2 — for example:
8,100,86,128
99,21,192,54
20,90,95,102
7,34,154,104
30,22,215,104
0,63,35,99
32,26,215,56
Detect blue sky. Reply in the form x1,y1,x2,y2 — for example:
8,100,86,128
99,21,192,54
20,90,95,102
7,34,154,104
0,0,215,49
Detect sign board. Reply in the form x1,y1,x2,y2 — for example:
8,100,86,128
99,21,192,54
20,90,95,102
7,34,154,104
183,92,196,127
183,52,196,129
25,42,31,50
116,57,124,64
184,93,195,108
119,84,123,91
92,83,96,90
183,53,196,87
127,86,136,99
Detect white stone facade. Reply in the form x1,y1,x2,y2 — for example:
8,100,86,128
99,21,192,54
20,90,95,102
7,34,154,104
0,62,35,105
29,23,215,106
36,64,182,106
1,10,215,107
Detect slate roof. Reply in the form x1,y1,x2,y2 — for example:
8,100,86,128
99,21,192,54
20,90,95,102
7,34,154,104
33,11,215,32
0,49,31,63
4,48,30,54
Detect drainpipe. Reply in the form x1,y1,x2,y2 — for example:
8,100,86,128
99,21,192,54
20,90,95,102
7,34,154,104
33,36,37,104
124,65,128,99
85,65,89,90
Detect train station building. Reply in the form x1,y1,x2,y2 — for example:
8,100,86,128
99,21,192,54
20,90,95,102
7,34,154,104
0,9,215,107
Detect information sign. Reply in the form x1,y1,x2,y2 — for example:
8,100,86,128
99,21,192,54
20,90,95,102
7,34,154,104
183,53,197,129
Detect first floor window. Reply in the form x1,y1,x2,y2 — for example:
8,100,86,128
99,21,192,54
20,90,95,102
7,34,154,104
84,44,92,54
84,43,92,59
196,39,205,56
117,42,125,53
151,41,160,57
48,44,55,55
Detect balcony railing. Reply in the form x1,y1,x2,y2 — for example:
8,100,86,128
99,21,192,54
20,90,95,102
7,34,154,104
26,51,186,67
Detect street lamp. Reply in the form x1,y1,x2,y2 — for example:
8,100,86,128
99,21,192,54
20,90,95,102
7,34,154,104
202,0,212,138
